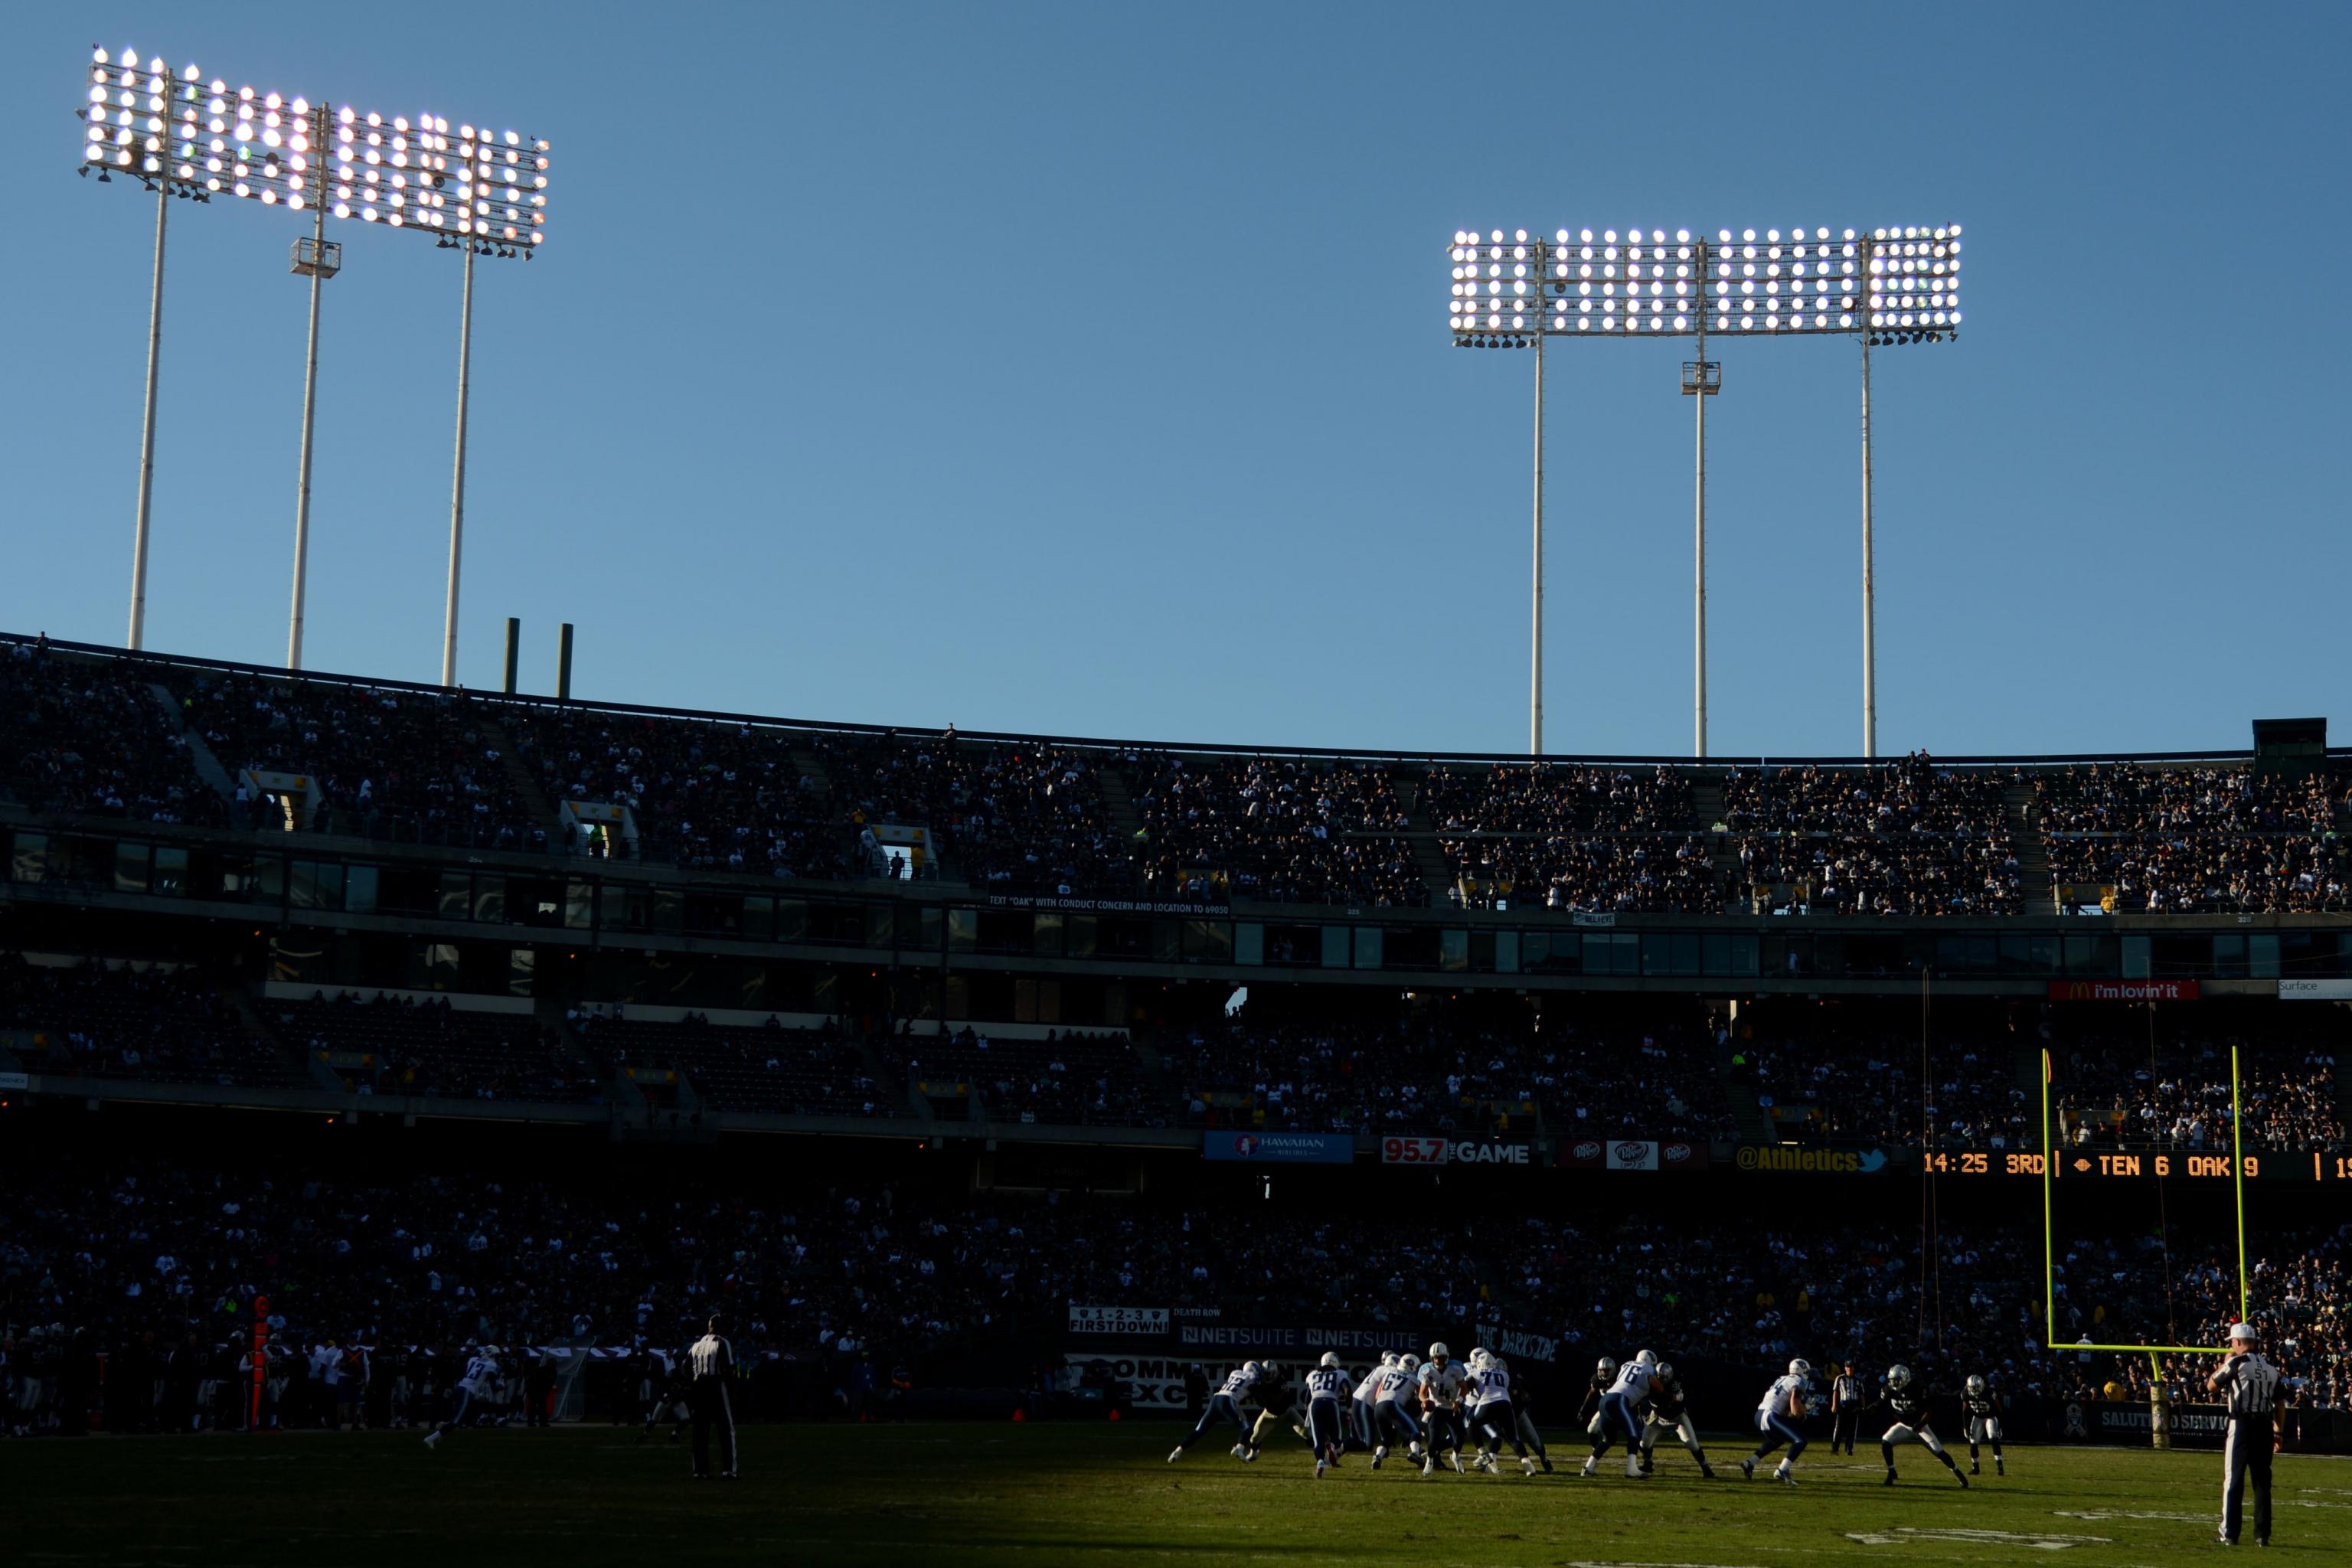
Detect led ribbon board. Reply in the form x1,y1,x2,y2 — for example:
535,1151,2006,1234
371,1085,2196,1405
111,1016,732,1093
1446,225,1959,341
79,47,550,251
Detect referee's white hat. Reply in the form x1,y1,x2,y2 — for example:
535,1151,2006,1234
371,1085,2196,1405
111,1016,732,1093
2226,1322,2258,1343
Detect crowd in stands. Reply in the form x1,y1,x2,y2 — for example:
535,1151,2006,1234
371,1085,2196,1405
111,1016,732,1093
1173,1016,1736,1142
513,709,843,877
1129,754,1426,906
2056,1228,2352,1413
1427,764,1715,913
1724,756,2023,916
0,639,220,827
14,642,2350,920
817,733,1124,895
879,1026,1154,1126
0,956,299,1087
573,1010,897,1119
283,993,600,1105
43,1151,2352,1436
2053,1034,2344,1151
2034,763,2348,913
175,671,542,851
1730,1018,2032,1149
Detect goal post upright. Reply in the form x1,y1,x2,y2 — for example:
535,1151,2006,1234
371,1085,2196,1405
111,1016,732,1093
2037,1043,2252,1360
2233,1042,2249,1324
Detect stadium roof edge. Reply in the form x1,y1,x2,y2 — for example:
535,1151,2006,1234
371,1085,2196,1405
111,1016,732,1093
5,630,2327,771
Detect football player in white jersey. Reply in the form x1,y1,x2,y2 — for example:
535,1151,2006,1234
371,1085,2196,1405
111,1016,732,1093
1582,1348,1658,1478
1168,1361,1263,1464
1370,1353,1425,1471
1465,1349,1539,1475
1739,1358,1811,1486
1417,1343,1470,1476
421,1344,500,1449
1349,1354,1392,1451
1302,1352,1354,1476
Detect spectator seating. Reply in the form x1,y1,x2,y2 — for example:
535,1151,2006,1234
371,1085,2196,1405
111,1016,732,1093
0,954,297,1086
280,992,599,1103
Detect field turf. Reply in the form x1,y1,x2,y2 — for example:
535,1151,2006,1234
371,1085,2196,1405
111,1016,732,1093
3,1423,2347,1566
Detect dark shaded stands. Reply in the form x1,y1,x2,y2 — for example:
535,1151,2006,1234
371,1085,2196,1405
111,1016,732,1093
5,639,2348,913
0,641,221,826
10,1155,2352,1432
6,956,2345,1161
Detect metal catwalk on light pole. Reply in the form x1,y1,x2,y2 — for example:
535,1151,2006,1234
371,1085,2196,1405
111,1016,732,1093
127,172,168,650
1681,277,1722,760
1529,326,1544,755
1860,325,1877,757
287,106,340,670
1446,224,1961,753
441,240,475,688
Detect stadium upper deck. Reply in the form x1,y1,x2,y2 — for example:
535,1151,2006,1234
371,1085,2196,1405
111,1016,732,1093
5,631,2346,920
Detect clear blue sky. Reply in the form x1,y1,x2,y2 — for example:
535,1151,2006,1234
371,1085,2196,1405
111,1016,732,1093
5,3,2345,758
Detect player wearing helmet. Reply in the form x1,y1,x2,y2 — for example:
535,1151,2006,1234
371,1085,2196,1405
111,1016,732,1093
1578,1356,1619,1442
1739,1358,1812,1485
1638,1360,1716,1478
1301,1352,1354,1477
1583,1348,1658,1479
1369,1353,1425,1472
1417,1342,1468,1477
1877,1363,1967,1488
1463,1348,1538,1476
1349,1353,1392,1451
1961,1374,2004,1476
1167,1360,1263,1464
421,1344,501,1450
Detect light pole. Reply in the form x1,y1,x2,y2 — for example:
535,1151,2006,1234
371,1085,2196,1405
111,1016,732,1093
80,46,552,677
1446,224,1961,756
287,113,341,669
1529,325,1544,754
1681,266,1722,757
81,48,202,651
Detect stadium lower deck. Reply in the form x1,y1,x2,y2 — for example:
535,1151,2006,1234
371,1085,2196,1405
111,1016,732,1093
3,1423,2346,1566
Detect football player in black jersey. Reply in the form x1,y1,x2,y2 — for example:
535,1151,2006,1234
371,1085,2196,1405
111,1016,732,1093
1877,1364,1968,1488
1961,1374,2004,1475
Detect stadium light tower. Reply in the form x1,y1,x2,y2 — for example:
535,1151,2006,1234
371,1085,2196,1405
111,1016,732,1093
78,46,551,678
1446,224,1961,756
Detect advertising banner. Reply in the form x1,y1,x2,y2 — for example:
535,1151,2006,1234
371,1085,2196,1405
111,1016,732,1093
1658,1139,1710,1171
1175,1324,1419,1354
1067,1305,1169,1336
1604,1139,1658,1171
2075,1400,2229,1449
1732,1145,1893,1173
1063,1351,1387,1411
1472,1325,1558,1363
1200,1131,1354,1165
2047,979,2200,1002
1560,1137,1606,1169
1377,1137,1536,1167
0,1071,28,1091
2282,978,2352,1001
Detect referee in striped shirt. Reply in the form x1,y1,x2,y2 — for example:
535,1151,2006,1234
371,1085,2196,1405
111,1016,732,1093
687,1316,737,1481
2207,1321,2282,1547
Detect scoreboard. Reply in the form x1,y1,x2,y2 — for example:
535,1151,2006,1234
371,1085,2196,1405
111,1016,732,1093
1913,1149,2347,1182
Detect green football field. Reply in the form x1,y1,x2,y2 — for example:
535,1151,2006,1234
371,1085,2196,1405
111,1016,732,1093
2,1423,2345,1565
